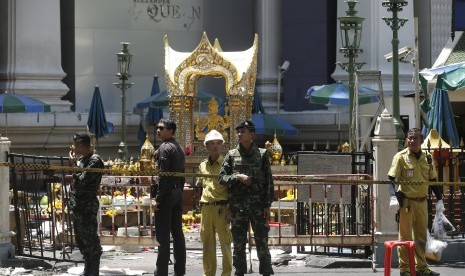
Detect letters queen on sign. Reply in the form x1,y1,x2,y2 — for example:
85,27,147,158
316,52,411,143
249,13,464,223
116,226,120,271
132,0,203,31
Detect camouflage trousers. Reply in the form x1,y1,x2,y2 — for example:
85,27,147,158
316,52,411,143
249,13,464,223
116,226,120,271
230,206,273,275
72,197,102,258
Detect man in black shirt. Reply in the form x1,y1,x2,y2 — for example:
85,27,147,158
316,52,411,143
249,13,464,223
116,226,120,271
153,118,186,276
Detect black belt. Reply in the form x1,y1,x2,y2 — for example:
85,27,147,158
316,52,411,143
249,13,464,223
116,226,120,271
405,196,427,202
173,183,184,189
70,190,97,195
200,200,228,206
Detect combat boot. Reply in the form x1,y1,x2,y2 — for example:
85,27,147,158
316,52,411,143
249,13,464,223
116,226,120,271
79,256,89,276
86,252,101,276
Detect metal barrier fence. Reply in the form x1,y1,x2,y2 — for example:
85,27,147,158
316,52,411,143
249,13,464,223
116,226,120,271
253,174,374,257
422,146,465,238
8,153,74,262
8,148,465,263
8,154,375,262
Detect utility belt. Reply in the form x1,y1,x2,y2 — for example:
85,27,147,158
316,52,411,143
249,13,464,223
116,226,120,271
172,181,184,189
395,194,427,222
70,190,97,196
200,200,228,206
150,180,184,198
404,196,427,202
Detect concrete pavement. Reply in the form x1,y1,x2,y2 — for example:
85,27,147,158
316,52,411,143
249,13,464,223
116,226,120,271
2,245,464,275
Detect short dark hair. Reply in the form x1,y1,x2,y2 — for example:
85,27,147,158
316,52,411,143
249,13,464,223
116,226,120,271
159,118,177,134
235,119,255,132
73,132,91,146
407,128,423,140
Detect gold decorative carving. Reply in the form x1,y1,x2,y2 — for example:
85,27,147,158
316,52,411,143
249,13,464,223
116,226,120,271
164,32,258,150
265,132,283,165
139,135,155,172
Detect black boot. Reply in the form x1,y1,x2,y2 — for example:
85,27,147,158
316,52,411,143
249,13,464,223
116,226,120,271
79,256,89,276
86,252,101,276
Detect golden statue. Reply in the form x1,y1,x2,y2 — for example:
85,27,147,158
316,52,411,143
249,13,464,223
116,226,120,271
341,142,351,153
195,98,229,141
139,135,155,172
265,132,283,165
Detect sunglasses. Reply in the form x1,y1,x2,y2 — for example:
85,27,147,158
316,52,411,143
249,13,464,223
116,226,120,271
157,126,168,130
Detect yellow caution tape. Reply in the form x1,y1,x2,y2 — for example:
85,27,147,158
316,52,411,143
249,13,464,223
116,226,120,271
0,162,463,186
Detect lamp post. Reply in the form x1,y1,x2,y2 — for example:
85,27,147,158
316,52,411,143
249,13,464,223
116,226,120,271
382,0,408,146
113,42,134,160
337,0,365,150
277,60,290,115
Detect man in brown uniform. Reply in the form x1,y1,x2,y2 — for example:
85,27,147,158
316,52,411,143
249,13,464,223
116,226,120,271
388,128,443,276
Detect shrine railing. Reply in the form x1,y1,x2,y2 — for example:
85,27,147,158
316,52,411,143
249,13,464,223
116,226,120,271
9,147,465,263
256,174,374,257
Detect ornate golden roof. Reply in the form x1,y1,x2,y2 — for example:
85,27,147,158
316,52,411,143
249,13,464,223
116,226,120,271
164,32,258,97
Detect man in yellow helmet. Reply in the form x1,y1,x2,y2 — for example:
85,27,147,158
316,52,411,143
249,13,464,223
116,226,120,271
197,129,232,276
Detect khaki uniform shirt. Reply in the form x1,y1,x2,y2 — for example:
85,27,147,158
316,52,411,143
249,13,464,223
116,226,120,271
198,155,228,202
388,148,437,198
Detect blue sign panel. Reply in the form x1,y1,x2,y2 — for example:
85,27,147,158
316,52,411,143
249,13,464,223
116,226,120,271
454,0,465,31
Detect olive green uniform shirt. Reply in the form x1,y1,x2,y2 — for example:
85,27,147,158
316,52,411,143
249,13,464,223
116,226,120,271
388,148,437,198
197,155,228,202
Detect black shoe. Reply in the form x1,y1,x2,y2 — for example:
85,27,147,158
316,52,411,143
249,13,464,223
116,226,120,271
416,268,440,276
234,271,245,276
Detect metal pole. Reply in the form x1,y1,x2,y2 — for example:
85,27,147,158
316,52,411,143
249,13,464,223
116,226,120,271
277,67,281,115
413,18,421,128
338,49,364,150
382,0,408,146
114,42,133,160
348,51,355,149
391,8,400,122
119,77,127,159
337,1,365,150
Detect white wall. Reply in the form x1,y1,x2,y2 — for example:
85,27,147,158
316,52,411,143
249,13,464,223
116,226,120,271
74,0,254,114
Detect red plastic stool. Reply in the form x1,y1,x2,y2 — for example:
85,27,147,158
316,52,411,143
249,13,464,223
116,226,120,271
384,240,416,276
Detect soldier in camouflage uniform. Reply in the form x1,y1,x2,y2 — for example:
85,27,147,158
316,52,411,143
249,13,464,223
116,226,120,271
69,132,104,276
219,120,274,276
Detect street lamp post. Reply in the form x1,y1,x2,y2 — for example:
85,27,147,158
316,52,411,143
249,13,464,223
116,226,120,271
114,42,134,160
382,0,408,145
337,0,365,150
277,60,290,115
